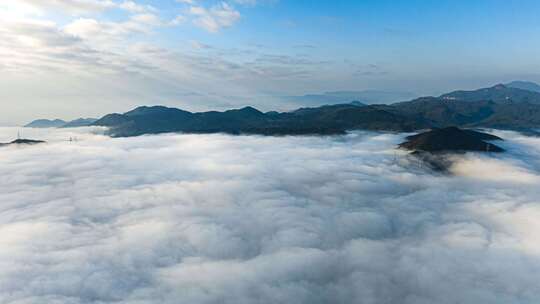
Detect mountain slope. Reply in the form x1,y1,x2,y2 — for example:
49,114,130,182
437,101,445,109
468,102,540,129
93,113,133,127
440,84,540,104
390,97,495,127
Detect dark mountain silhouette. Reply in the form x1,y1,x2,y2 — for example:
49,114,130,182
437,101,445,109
26,118,97,128
93,97,540,137
93,104,428,137
506,80,540,93
25,119,66,128
399,127,504,153
0,139,46,147
398,127,504,171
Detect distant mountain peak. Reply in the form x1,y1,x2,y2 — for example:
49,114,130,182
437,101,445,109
224,106,265,117
239,106,262,113
124,105,191,117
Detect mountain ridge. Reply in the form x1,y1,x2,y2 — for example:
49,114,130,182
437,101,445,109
440,83,540,104
91,83,540,137
24,81,540,137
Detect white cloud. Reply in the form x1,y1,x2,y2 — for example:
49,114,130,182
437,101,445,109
189,2,241,33
169,14,186,26
0,0,164,80
1,0,153,16
0,128,539,303
64,13,161,40
117,0,154,13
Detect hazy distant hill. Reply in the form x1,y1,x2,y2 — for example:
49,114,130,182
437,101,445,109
25,118,97,128
283,90,417,106
506,80,540,93
25,119,66,128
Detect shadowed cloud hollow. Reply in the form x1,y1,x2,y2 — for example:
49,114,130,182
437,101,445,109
0,127,540,303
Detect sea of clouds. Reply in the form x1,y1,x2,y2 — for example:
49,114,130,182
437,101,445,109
0,127,540,304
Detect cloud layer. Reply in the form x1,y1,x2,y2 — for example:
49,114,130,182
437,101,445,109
0,128,540,303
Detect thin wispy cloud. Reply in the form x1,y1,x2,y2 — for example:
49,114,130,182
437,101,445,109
189,2,241,33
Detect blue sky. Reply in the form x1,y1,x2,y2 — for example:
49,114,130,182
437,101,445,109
1,0,540,123
159,0,540,65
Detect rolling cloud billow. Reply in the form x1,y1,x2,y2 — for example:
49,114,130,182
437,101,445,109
0,127,540,303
